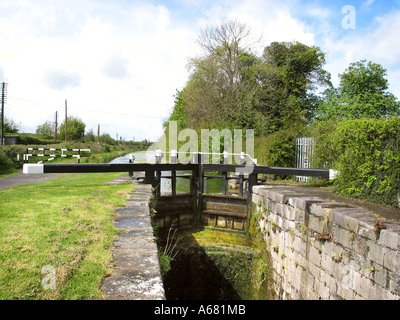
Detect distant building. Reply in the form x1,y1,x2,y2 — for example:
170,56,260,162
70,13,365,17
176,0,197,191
3,135,19,145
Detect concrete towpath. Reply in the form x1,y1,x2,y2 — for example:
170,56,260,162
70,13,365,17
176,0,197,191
100,181,165,300
0,171,59,191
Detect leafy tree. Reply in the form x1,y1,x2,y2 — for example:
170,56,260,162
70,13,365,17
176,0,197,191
84,129,96,143
257,41,330,132
315,60,400,121
99,133,117,145
58,116,86,141
167,90,187,130
36,121,55,139
180,20,262,131
167,23,330,136
3,118,20,133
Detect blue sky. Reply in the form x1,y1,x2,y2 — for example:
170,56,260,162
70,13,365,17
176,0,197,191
0,0,399,141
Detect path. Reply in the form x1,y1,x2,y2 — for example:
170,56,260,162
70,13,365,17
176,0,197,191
0,171,59,191
100,181,165,300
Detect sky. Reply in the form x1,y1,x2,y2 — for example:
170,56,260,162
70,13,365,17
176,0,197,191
1,0,400,142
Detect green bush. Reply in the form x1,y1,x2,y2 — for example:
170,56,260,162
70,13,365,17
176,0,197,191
0,146,25,170
17,134,55,145
312,118,400,207
254,129,297,167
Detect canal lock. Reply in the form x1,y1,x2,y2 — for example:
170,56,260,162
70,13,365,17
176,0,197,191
154,226,275,300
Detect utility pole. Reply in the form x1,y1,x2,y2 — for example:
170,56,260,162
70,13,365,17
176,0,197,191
54,111,58,141
1,82,7,146
261,115,265,137
97,123,100,143
65,99,68,141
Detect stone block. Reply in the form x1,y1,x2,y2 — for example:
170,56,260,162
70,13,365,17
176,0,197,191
217,216,226,228
372,264,388,290
383,249,400,273
259,187,271,199
251,193,263,209
285,206,296,221
320,252,334,275
233,218,245,230
112,250,160,271
252,185,263,195
294,209,306,223
357,220,378,241
334,226,353,250
285,219,296,231
226,217,234,228
101,269,164,299
342,214,361,233
351,234,369,257
309,203,333,218
378,229,400,250
353,272,379,299
389,273,400,296
288,196,324,212
309,245,322,267
308,214,324,234
268,190,286,203
337,282,355,300
112,238,158,252
367,242,385,266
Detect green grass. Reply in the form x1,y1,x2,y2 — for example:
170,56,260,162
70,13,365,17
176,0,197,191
0,172,133,300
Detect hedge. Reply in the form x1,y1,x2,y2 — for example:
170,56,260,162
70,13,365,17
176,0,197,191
0,146,26,170
254,129,298,167
312,117,400,207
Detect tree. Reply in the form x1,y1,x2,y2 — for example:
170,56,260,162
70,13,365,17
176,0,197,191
167,23,330,136
3,118,20,133
178,20,262,131
58,116,86,141
166,90,187,130
99,133,117,145
257,41,330,132
315,60,400,121
36,121,55,139
84,129,96,143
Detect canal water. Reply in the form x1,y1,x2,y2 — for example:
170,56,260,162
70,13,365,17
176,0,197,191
110,152,223,194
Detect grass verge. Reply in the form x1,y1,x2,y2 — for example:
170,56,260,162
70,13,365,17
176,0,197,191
0,172,133,300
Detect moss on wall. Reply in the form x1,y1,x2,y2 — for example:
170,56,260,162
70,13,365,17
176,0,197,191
157,226,275,300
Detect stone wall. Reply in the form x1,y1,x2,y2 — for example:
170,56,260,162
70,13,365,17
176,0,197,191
252,185,400,300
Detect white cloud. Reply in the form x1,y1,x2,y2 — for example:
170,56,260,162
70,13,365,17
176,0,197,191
42,69,82,90
0,1,197,141
198,0,316,52
1,0,399,142
323,9,400,94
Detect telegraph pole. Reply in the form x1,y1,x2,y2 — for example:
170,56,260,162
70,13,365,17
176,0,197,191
54,111,58,141
97,123,100,143
65,99,68,141
1,82,7,146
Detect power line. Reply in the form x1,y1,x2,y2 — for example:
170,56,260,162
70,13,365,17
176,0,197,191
8,96,167,119
68,107,167,119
